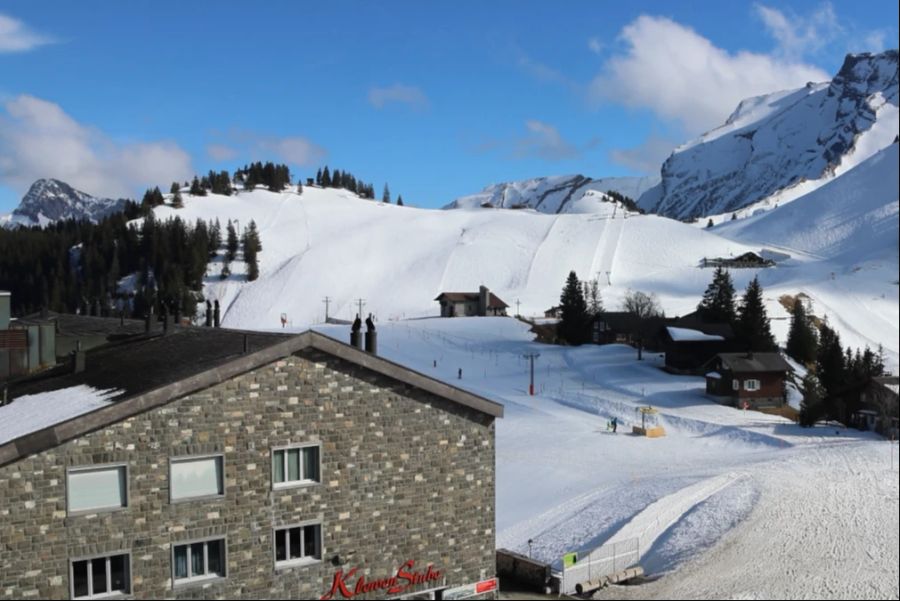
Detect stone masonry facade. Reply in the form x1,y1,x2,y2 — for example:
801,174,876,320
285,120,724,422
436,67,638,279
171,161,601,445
0,349,496,599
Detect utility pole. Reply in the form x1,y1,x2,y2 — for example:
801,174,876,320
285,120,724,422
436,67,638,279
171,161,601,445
516,299,521,318
605,271,611,286
322,296,331,322
355,298,366,319
522,352,540,396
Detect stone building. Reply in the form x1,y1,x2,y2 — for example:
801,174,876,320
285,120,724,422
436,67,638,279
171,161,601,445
0,326,502,600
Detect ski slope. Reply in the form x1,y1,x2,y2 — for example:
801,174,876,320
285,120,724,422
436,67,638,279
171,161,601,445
306,317,898,599
148,175,900,370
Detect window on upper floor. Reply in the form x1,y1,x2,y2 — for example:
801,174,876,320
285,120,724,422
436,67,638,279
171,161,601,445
67,464,128,515
173,538,226,586
272,444,320,489
170,455,224,501
274,524,322,568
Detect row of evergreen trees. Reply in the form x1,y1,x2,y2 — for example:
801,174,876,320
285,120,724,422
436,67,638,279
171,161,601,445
0,212,224,319
311,166,402,204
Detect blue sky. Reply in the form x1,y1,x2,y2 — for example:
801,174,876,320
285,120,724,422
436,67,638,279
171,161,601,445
1,1,896,211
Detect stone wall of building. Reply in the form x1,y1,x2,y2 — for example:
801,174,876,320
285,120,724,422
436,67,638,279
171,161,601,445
0,349,496,599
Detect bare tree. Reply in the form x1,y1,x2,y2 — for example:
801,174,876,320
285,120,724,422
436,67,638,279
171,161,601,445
621,290,663,320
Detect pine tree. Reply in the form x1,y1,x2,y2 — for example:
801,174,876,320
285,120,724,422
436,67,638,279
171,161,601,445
242,220,261,281
225,220,238,263
697,266,736,324
170,182,181,194
735,277,776,351
786,297,817,365
172,190,184,209
321,166,332,188
382,183,391,203
559,271,590,345
799,373,824,427
315,168,322,186
816,319,846,419
190,176,206,196
706,218,714,228
397,195,404,206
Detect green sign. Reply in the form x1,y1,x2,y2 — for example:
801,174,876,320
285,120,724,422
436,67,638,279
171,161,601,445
563,552,578,568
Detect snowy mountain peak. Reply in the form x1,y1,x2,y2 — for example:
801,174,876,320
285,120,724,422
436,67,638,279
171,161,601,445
641,50,899,221
6,179,130,228
445,174,660,214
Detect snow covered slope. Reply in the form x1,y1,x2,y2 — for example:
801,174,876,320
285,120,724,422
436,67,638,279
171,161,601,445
445,174,659,213
149,179,899,369
4,179,130,228
641,50,899,220
152,185,757,325
717,142,899,263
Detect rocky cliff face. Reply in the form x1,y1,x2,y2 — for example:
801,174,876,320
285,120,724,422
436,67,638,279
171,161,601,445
640,50,899,221
6,179,130,227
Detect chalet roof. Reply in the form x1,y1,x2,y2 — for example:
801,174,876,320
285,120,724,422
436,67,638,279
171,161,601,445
0,327,503,467
716,352,792,373
434,291,509,309
669,314,735,339
16,310,146,339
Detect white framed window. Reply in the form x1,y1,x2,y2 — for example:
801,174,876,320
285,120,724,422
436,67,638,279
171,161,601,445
172,538,226,586
744,379,761,391
732,379,740,391
274,523,322,568
170,455,224,502
67,464,128,515
272,444,321,489
70,552,131,599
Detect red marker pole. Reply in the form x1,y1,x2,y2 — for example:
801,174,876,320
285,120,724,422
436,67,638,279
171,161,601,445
523,352,540,396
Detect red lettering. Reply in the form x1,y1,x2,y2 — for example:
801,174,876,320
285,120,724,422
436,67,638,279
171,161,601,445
322,560,444,599
320,568,358,600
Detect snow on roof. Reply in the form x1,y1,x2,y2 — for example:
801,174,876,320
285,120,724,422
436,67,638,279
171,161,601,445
667,327,725,342
0,385,121,446
706,371,722,379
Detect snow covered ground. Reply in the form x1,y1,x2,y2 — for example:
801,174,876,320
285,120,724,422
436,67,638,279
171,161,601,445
149,175,899,371
306,317,899,599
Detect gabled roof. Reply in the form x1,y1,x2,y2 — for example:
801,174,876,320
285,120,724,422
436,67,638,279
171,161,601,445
0,327,502,468
716,352,791,373
434,292,509,309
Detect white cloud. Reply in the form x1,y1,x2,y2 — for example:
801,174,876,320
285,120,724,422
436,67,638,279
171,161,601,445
0,95,193,198
475,120,595,162
368,84,429,110
590,15,830,134
754,2,843,60
609,135,678,174
588,37,604,55
258,136,327,166
0,13,54,53
207,143,238,161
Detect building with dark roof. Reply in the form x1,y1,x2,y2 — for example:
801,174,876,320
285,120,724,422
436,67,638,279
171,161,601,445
705,352,792,409
661,318,737,374
435,286,508,317
0,325,501,600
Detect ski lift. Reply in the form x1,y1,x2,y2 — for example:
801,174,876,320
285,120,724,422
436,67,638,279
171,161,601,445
633,406,666,438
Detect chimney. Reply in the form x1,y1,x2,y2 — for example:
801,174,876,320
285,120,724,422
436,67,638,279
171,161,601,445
350,314,362,349
213,301,221,328
364,314,377,355
1,386,8,407
478,285,489,317
72,341,85,374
